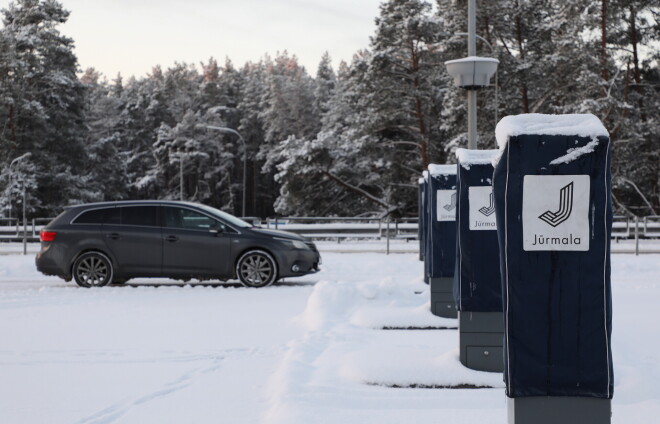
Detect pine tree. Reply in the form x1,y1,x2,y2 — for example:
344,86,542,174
0,0,89,215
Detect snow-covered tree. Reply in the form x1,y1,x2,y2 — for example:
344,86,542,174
0,0,89,215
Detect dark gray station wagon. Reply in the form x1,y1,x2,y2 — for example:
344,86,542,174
36,201,320,288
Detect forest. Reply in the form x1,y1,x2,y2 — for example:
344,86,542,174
1,0,658,219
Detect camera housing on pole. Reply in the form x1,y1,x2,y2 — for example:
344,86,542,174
445,56,499,89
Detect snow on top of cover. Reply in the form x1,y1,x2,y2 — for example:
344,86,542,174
444,56,500,65
495,113,608,149
418,177,425,184
455,149,499,169
422,170,429,181
428,164,456,176
549,138,600,165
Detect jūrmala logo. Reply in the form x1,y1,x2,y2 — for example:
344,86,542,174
478,193,495,216
538,182,574,227
443,192,457,211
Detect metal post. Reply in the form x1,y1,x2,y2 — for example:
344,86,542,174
22,184,26,255
467,0,478,149
242,147,247,218
199,126,247,217
634,216,639,256
386,219,391,255
179,154,184,201
494,69,498,127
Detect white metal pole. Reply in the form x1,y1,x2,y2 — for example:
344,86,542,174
386,219,391,255
180,154,184,201
467,0,478,149
22,184,26,255
241,139,247,218
635,217,639,255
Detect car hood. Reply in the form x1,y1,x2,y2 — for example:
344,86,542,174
250,228,307,241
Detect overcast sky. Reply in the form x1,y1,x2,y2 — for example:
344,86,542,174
58,0,383,79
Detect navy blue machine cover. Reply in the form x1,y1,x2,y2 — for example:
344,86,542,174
454,158,502,312
422,176,430,284
418,178,427,262
426,171,457,279
493,133,613,399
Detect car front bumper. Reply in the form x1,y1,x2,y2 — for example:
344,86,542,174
276,248,321,278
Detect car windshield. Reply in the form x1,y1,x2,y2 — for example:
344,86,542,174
195,204,252,228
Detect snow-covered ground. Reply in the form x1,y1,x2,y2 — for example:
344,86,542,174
0,250,658,423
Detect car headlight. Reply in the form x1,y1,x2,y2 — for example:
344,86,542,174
274,237,309,250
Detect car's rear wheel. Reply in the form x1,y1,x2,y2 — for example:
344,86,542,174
236,250,277,288
73,252,113,288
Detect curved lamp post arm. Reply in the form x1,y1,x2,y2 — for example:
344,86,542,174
200,125,247,218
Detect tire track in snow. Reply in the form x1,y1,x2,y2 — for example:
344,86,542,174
75,358,225,424
74,347,275,424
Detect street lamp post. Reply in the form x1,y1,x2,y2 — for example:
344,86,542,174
21,180,26,255
455,32,499,126
168,149,186,201
443,0,498,149
202,126,247,218
179,152,184,201
467,0,477,149
431,31,499,132
8,153,31,255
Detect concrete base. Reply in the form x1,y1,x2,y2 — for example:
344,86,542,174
430,277,457,318
459,311,504,372
508,396,611,424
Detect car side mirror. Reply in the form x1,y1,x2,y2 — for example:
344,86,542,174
209,222,224,235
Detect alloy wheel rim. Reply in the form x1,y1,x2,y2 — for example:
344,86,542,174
240,254,272,286
77,256,108,286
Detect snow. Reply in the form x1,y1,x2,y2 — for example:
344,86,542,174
444,56,500,65
549,137,600,165
495,113,609,150
455,149,499,169
0,251,658,423
428,163,457,176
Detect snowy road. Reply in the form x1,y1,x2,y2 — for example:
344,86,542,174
0,251,658,423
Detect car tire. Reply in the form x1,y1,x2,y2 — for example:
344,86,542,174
72,252,114,288
236,250,278,288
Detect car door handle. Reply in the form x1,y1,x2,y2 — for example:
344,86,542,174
165,235,178,242
106,233,121,240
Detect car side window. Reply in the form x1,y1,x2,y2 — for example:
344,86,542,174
120,206,159,227
163,207,221,231
73,208,114,224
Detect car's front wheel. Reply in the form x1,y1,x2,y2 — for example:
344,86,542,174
236,250,278,288
72,252,113,288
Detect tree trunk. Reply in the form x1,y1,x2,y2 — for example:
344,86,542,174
322,170,391,211
629,5,645,120
601,0,609,82
409,41,429,170
515,14,529,113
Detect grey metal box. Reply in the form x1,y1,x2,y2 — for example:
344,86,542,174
430,277,457,318
466,345,504,373
459,311,504,372
508,396,611,424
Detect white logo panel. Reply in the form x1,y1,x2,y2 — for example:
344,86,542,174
436,190,456,221
469,186,497,230
523,175,590,251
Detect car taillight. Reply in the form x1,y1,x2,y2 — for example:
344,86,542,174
40,231,57,242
